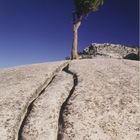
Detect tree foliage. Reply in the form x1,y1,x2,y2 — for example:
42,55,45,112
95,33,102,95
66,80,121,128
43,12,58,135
74,0,104,19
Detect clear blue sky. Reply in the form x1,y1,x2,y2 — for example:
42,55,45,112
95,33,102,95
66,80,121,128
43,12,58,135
0,0,139,68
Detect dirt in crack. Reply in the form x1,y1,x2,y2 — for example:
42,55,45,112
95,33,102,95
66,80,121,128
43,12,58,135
18,76,55,140
57,64,78,140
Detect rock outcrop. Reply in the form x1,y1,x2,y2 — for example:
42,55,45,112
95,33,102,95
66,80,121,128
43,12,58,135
83,43,139,60
0,58,140,140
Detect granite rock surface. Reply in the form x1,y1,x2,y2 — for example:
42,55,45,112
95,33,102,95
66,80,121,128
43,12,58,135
0,58,139,140
63,59,140,140
21,71,73,140
0,61,68,140
83,43,139,60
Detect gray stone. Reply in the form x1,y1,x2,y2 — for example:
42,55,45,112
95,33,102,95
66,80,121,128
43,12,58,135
124,53,139,61
21,71,73,140
83,43,139,60
0,58,140,140
0,61,68,140
62,58,140,140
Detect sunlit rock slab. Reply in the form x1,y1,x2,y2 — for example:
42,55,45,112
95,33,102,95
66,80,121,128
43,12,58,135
63,58,140,140
21,71,73,140
0,61,67,140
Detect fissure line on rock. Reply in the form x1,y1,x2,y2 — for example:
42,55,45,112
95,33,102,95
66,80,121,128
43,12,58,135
18,76,55,140
57,64,78,140
17,61,69,140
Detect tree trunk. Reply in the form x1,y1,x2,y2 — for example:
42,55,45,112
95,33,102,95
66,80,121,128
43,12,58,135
71,21,81,59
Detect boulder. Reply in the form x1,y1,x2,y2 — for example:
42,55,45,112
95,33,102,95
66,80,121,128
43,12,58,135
124,53,139,61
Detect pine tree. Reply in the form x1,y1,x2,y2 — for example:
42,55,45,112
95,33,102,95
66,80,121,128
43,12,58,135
71,0,104,59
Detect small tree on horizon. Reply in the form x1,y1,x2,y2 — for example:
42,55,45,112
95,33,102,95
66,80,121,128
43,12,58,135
71,0,104,59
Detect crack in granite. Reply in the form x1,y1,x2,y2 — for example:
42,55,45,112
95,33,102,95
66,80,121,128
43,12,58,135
57,64,78,140
17,62,69,140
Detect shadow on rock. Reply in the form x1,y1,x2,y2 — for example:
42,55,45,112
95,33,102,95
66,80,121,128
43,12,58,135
124,53,139,61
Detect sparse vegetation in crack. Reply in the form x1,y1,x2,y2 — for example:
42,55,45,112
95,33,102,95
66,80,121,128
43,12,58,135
57,64,78,140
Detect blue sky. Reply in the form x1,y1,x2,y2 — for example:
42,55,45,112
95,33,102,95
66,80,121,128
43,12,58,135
0,0,139,68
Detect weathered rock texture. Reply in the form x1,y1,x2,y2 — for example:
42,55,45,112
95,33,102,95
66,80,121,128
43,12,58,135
21,71,73,140
0,61,68,140
0,58,140,140
83,43,139,60
62,59,140,140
